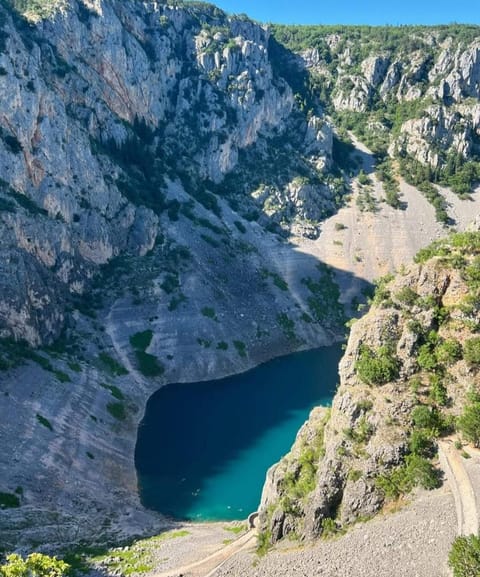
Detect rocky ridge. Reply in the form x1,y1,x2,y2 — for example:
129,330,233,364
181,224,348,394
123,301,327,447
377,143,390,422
259,232,480,543
273,25,480,189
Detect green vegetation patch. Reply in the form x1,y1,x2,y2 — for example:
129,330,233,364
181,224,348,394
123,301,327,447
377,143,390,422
201,306,217,320
129,330,153,351
36,413,53,431
355,344,399,385
106,402,126,421
0,492,20,508
135,351,165,377
233,340,247,358
98,352,129,376
449,534,480,577
88,530,190,576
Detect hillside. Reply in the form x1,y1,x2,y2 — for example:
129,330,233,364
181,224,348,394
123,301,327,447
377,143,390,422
0,0,480,554
259,232,480,544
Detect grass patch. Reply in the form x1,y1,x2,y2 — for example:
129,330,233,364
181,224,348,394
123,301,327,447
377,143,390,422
87,530,191,575
223,525,246,535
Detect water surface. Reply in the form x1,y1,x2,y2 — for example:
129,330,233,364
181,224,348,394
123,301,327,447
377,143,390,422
135,344,342,521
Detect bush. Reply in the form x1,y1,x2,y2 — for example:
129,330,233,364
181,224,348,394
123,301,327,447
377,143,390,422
135,351,165,377
99,353,128,376
0,492,20,508
395,286,418,306
411,405,443,433
457,391,480,448
449,535,480,577
355,345,399,385
435,339,462,365
376,454,441,499
36,413,53,431
408,429,435,457
464,337,480,366
129,330,153,350
107,402,126,421
0,554,69,577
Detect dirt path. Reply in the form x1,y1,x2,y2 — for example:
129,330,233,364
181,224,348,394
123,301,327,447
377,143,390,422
152,528,257,577
438,439,479,535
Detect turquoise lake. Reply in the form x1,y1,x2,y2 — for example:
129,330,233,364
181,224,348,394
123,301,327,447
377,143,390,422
135,344,343,521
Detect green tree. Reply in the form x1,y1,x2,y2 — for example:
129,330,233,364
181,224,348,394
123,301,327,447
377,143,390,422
355,345,399,385
457,391,480,448
449,535,480,577
0,554,69,577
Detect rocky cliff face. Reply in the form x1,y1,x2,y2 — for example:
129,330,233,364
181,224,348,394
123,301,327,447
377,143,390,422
0,0,344,549
259,231,480,542
0,0,337,347
274,25,480,185
1,2,480,552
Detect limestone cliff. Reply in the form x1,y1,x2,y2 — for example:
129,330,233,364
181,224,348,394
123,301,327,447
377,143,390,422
273,25,480,193
0,0,343,549
1,1,480,552
259,231,480,542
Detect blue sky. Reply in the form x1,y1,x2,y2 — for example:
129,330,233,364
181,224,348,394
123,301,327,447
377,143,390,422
207,0,480,25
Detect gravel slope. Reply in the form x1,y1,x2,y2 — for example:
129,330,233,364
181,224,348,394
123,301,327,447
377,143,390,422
212,487,456,577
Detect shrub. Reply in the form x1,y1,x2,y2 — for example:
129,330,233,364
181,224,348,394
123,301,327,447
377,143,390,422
435,339,462,365
129,330,153,350
411,405,443,433
464,337,480,366
135,351,165,377
376,454,441,499
107,402,126,421
0,492,20,508
36,413,53,431
457,391,480,448
395,286,419,306
355,345,399,385
201,307,217,320
429,375,449,406
98,353,128,376
449,535,480,577
0,554,69,577
409,429,435,457
233,340,247,358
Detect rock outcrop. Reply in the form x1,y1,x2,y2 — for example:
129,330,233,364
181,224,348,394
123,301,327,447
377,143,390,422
259,231,480,542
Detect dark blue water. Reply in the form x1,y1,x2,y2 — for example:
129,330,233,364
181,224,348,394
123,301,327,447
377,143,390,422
135,344,342,521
